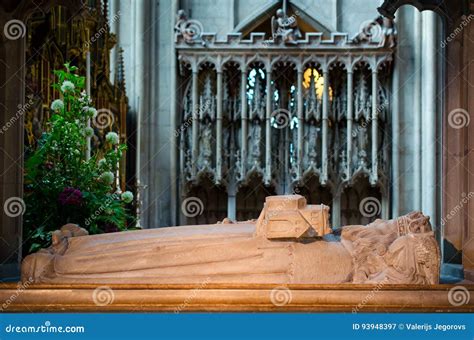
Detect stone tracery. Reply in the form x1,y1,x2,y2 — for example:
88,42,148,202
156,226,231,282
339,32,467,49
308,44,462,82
176,7,395,225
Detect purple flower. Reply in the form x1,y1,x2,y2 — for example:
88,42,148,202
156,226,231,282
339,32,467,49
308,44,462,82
58,187,83,206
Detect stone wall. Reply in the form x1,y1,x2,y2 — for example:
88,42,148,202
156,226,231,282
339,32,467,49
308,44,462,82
116,0,441,230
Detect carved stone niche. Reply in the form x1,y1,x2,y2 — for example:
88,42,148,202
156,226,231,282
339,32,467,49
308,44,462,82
21,195,439,285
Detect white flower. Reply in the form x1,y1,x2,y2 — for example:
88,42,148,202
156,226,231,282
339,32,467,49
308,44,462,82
83,106,97,118
50,99,64,112
100,171,115,185
88,107,97,118
79,91,91,105
98,158,107,168
84,127,94,138
105,132,119,145
121,191,134,204
61,80,75,93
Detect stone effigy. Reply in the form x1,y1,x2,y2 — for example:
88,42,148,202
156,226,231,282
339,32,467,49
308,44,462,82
21,195,439,285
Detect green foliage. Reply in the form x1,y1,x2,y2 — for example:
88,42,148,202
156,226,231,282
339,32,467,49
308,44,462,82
24,63,135,254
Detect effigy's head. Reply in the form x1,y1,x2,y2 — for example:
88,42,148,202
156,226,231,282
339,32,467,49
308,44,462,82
396,211,432,235
255,195,332,240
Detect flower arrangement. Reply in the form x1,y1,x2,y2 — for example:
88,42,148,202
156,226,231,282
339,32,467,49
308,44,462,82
24,64,135,254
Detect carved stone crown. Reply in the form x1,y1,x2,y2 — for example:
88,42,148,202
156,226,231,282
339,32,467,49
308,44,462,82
396,211,431,236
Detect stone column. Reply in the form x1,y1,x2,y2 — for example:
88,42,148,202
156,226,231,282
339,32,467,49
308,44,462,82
170,0,178,226
371,69,379,185
321,68,329,184
191,67,199,176
240,64,248,178
421,11,437,230
118,0,160,228
265,67,272,185
346,67,353,179
391,54,400,218
216,63,223,183
109,0,121,84
297,64,303,180
413,10,422,211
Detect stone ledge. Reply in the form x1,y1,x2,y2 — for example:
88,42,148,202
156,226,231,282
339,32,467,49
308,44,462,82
0,284,473,312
